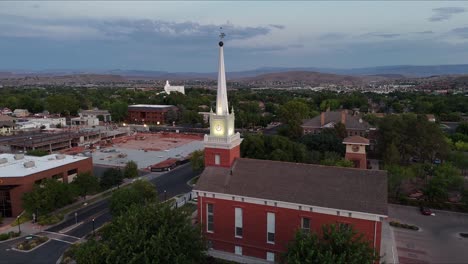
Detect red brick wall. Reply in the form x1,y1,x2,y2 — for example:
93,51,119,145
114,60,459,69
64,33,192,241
204,145,240,168
345,152,367,169
1,157,93,216
198,197,382,261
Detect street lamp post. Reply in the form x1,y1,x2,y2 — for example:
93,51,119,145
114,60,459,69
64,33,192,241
164,190,167,201
92,218,95,236
75,212,78,224
16,216,21,233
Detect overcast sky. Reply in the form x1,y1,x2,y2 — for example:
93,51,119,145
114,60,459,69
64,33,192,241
1,1,468,72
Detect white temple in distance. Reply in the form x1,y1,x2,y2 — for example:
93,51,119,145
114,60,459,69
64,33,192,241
164,80,185,95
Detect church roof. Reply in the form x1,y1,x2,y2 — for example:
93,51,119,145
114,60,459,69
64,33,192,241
195,158,387,216
343,135,370,145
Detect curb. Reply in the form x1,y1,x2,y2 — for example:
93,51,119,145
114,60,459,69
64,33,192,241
10,237,51,253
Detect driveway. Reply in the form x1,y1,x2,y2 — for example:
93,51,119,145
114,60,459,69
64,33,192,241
388,204,468,263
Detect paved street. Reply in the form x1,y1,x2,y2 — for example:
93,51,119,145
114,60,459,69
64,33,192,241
389,204,468,264
0,163,198,264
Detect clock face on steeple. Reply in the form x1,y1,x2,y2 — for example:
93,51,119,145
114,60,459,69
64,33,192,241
216,124,222,131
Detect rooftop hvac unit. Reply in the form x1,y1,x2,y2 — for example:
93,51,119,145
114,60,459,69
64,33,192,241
56,154,66,160
14,153,24,160
23,161,35,168
0,158,7,164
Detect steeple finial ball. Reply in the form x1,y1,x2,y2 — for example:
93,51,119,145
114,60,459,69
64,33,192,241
219,41,224,47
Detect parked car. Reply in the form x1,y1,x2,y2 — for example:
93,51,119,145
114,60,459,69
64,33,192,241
420,206,434,216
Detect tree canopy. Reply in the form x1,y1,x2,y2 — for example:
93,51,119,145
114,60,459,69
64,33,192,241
72,172,100,199
74,201,206,264
124,161,139,179
283,224,378,264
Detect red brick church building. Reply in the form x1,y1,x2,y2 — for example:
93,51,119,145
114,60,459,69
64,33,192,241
194,38,388,263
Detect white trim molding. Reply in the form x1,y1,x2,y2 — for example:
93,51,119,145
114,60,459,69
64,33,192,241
194,190,387,222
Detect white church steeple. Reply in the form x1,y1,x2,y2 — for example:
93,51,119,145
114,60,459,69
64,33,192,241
216,33,229,115
203,31,242,168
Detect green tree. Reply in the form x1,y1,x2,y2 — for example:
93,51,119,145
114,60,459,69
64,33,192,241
109,101,128,122
22,179,76,215
383,143,400,166
386,165,416,199
283,224,378,264
124,161,139,179
456,122,468,135
278,100,310,140
109,180,157,216
425,163,464,202
190,150,205,172
301,131,345,156
320,99,340,111
72,172,99,200
46,95,80,116
99,168,124,190
74,202,206,264
26,149,49,157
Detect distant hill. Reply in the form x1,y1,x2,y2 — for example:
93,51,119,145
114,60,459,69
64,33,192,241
236,71,366,86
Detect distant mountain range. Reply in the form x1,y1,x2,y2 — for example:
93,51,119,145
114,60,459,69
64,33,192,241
1,64,468,80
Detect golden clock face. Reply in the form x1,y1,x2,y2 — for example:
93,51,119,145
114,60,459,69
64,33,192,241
215,124,222,131
352,145,359,152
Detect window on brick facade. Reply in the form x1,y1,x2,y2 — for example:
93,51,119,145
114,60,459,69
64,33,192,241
235,246,242,255
301,217,310,231
339,222,351,232
207,204,214,232
215,154,220,165
266,252,275,262
267,212,275,244
235,208,243,238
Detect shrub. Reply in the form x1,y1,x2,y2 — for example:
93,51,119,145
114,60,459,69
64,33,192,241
0,233,9,241
389,221,419,231
38,213,64,226
0,231,21,241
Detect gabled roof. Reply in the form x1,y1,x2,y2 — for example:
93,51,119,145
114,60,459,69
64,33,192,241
343,135,370,145
195,158,388,216
302,111,370,130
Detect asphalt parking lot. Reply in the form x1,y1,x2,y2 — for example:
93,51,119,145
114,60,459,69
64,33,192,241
388,204,468,264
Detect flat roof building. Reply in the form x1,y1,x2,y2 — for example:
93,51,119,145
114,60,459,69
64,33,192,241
0,153,93,217
127,104,177,125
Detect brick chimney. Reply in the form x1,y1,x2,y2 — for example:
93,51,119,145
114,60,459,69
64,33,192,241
341,110,347,125
320,112,325,126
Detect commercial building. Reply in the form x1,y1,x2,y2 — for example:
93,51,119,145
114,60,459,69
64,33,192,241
127,104,177,125
0,115,15,136
79,108,112,122
12,109,29,118
193,39,388,263
0,153,93,217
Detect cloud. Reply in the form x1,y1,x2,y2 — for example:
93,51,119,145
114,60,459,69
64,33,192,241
429,7,465,22
0,14,282,43
360,32,401,39
414,30,434,34
318,33,347,41
269,24,285,30
451,27,468,38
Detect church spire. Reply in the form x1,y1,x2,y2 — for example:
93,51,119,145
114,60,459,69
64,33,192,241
216,30,229,116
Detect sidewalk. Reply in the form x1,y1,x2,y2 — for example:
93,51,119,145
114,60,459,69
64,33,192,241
380,219,398,264
0,220,47,239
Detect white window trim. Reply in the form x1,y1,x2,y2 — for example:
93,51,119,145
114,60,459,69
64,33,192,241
192,190,386,222
207,204,214,233
235,245,242,255
235,207,243,238
267,212,275,244
301,217,310,231
266,252,275,262
214,154,220,165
